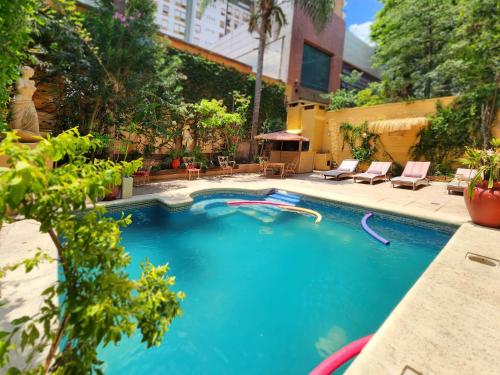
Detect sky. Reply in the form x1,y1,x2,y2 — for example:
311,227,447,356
343,0,382,46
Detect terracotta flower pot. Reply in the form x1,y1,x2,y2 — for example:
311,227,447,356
464,182,500,228
103,186,121,201
171,158,181,169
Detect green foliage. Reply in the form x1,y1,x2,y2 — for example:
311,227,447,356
371,0,457,99
0,130,183,373
323,71,386,110
322,71,361,110
35,0,183,150
339,122,380,162
0,0,40,131
177,92,250,157
435,0,500,148
459,138,500,198
167,48,286,134
412,99,482,174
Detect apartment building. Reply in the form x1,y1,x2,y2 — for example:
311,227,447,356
210,1,347,102
155,0,251,48
210,0,380,102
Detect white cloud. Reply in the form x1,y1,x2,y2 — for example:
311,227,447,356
349,22,375,46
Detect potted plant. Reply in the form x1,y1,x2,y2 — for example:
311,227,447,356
459,138,500,228
169,149,184,169
121,159,142,199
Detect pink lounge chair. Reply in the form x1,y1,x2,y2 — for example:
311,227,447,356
353,161,392,185
323,159,359,180
447,168,478,194
391,161,430,190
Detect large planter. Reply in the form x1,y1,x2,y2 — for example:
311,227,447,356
121,176,133,199
464,182,500,228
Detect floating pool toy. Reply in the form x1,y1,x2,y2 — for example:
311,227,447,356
227,201,322,224
279,205,322,224
309,334,373,375
361,212,390,245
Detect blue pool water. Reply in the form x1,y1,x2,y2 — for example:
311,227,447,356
100,192,454,374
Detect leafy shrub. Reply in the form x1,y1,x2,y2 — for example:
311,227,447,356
0,130,183,373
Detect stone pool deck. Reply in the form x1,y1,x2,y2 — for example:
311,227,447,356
1,172,499,373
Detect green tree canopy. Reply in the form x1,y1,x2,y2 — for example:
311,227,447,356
371,0,457,99
35,0,183,151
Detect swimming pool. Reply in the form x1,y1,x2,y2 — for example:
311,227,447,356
100,191,455,374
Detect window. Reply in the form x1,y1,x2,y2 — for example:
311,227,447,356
173,23,185,35
162,5,169,16
175,9,185,21
300,44,331,92
175,0,186,9
341,63,379,91
195,24,201,33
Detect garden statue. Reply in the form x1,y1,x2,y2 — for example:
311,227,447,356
9,66,46,142
182,124,194,152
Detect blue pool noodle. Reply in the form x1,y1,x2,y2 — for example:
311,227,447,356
361,212,390,245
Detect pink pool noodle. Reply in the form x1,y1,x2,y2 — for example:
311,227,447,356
309,334,373,375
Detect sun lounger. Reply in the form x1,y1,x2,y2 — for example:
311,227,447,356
391,161,430,190
447,168,478,194
323,159,359,180
353,161,392,185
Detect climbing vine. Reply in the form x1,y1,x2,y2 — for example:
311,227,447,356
412,98,483,175
166,48,286,137
339,122,381,162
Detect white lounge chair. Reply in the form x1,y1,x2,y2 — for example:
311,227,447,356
391,161,430,190
447,168,478,194
353,161,392,185
322,159,359,180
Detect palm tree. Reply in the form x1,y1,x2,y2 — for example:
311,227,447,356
201,0,336,159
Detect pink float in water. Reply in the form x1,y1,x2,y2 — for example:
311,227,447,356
309,334,373,375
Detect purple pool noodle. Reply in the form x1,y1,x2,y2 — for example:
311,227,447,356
361,212,390,245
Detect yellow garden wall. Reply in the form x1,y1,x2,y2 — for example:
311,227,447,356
326,96,456,166
286,96,477,170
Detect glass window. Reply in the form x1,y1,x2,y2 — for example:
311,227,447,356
300,44,331,92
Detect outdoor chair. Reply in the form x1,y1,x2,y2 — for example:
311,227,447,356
322,159,359,180
353,161,392,185
133,165,152,186
258,156,268,176
447,168,478,195
284,158,299,177
391,161,430,190
183,157,202,180
218,156,236,176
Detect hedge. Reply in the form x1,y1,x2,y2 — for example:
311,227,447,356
167,48,287,135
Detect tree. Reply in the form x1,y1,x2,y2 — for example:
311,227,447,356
0,0,40,132
35,0,183,152
371,0,457,99
201,0,336,159
0,130,183,373
436,0,500,148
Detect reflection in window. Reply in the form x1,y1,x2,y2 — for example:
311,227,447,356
300,44,331,92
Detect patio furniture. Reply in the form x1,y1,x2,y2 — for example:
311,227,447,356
353,161,392,185
322,159,359,180
258,156,268,176
284,158,298,177
183,157,202,180
218,156,236,176
264,162,286,178
391,161,430,190
133,165,152,186
447,168,478,195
